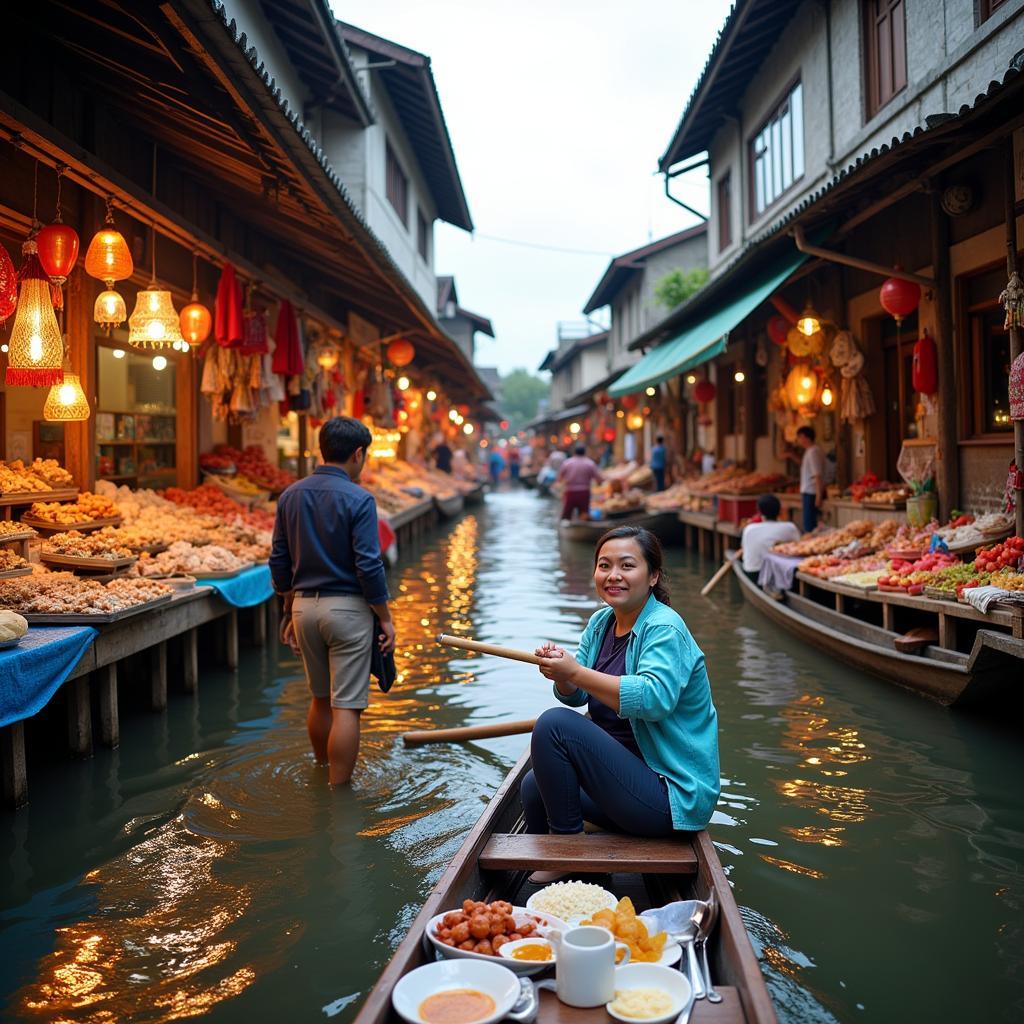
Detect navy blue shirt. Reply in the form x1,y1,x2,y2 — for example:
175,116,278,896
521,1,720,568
589,619,641,755
269,466,389,604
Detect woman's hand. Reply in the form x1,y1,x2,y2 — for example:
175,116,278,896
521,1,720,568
537,646,581,687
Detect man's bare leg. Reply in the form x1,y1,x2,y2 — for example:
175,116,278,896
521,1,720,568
308,696,331,764
327,707,361,785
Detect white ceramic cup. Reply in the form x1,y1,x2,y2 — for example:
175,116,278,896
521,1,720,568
543,926,631,1007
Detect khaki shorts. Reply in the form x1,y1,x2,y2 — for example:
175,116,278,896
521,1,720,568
292,594,374,709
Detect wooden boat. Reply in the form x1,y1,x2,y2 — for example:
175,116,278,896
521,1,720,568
354,749,776,1024
730,557,1024,708
435,493,466,519
463,484,486,506
559,510,683,545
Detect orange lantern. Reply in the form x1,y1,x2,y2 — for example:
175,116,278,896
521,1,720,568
85,198,133,285
785,364,818,410
179,252,211,347
387,338,415,367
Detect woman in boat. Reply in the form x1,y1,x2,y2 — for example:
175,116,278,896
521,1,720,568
522,526,719,842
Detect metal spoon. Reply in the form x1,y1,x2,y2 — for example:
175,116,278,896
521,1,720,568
640,900,706,1000
698,889,722,1003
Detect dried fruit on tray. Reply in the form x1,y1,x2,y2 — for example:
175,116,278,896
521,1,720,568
28,492,120,524
42,528,134,559
0,549,29,573
0,572,171,615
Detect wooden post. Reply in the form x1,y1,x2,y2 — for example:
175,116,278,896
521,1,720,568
930,188,959,520
882,601,895,632
98,663,119,747
182,628,199,693
252,601,267,647
1,722,28,808
67,677,93,757
226,610,239,670
1005,140,1024,538
297,416,310,479
151,642,168,712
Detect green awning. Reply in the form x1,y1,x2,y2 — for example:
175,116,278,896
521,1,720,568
608,248,809,397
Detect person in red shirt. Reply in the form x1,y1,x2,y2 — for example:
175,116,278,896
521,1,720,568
557,445,602,521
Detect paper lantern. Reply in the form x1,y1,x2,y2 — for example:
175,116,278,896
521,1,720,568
796,302,821,337
5,240,65,387
36,223,80,286
94,288,127,332
788,326,824,357
387,338,415,367
180,299,212,346
129,286,184,349
879,272,921,322
0,246,16,322
785,364,818,410
694,380,716,404
767,314,789,346
912,330,938,395
43,372,90,422
457,403,470,416
620,393,639,410
626,412,644,431
84,205,133,285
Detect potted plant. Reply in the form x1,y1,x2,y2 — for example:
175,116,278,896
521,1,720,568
906,477,937,527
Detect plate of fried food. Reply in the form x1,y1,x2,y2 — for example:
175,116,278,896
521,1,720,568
426,899,567,976
582,897,679,968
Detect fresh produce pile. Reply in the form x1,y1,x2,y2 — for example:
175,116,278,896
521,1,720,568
799,554,887,578
882,521,940,556
937,511,1012,549
210,445,296,492
678,466,745,494
595,489,645,515
972,536,1024,574
862,486,912,505
644,482,695,510
877,552,959,591
163,485,274,531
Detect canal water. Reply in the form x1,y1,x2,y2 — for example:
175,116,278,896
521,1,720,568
2,489,1022,1023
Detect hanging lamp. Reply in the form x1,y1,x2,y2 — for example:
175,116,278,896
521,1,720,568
44,369,90,422
5,238,65,386
796,301,821,337
84,196,133,285
94,288,127,332
36,165,79,298
128,222,183,350
179,251,211,349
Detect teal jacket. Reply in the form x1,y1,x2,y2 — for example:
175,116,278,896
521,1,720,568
554,593,720,831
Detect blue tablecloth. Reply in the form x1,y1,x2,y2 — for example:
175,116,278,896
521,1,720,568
204,564,274,608
757,553,804,593
0,626,98,728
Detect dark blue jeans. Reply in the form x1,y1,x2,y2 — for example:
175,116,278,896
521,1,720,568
652,467,666,492
522,707,675,836
802,492,818,532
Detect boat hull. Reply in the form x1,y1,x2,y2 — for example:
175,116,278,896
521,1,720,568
435,494,465,519
559,511,683,545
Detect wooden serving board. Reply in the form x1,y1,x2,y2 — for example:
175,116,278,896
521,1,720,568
192,562,253,580
40,552,138,572
0,487,78,507
20,515,123,534
21,591,174,625
0,565,32,580
0,529,38,543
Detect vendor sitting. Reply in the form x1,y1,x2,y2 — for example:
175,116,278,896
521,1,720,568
740,494,800,581
522,526,720,858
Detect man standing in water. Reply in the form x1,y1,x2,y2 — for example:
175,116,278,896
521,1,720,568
270,416,396,785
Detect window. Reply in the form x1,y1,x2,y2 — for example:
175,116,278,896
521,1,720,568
385,141,408,226
416,208,430,261
979,0,1008,23
961,264,1014,438
749,81,804,219
717,172,733,251
863,0,907,119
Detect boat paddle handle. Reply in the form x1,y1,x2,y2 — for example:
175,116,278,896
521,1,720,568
436,633,544,666
700,549,741,597
402,719,537,746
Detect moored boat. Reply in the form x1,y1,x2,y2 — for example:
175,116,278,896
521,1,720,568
435,493,466,519
354,749,777,1024
559,510,683,545
463,484,486,506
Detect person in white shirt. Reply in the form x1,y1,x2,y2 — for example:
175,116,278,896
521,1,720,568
741,494,801,578
796,426,826,531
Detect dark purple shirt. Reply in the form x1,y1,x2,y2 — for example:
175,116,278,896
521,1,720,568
589,619,640,755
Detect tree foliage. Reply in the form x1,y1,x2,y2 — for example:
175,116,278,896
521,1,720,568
653,266,709,310
500,368,549,431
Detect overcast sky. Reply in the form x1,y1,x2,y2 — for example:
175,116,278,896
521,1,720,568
332,0,733,376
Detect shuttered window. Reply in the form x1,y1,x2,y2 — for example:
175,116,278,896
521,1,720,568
386,141,408,227
717,172,733,251
748,81,804,219
863,0,907,119
417,208,429,261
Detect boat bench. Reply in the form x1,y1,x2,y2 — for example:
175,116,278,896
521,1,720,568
479,833,699,874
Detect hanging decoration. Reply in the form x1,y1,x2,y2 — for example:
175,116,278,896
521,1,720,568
1009,351,1024,421
94,289,127,332
43,371,90,422
620,393,639,410
829,330,876,424
911,329,938,395
0,245,16,324
766,315,790,346
820,383,835,408
84,196,133,285
214,262,244,347
5,239,65,386
796,301,822,337
271,299,304,376
179,252,212,349
36,166,79,302
879,270,921,322
999,271,1024,331
387,337,415,367
693,380,716,404
785,364,818,411
755,338,769,367
239,280,269,355
128,223,184,350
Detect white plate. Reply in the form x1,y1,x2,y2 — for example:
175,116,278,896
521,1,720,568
525,885,617,923
497,937,557,967
392,960,520,1024
606,963,691,1024
425,906,567,977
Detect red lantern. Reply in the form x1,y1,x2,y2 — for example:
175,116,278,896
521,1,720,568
387,338,415,367
879,271,921,322
0,245,16,322
767,315,789,346
180,301,212,346
583,418,592,432
694,380,717,404
603,428,616,443
36,224,80,285
912,329,938,395
457,404,470,415
620,394,639,410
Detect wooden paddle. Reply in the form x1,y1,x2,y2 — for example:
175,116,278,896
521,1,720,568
436,633,544,666
402,719,537,746
701,549,741,597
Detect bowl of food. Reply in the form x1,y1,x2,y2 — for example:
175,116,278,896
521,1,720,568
426,900,566,976
391,960,521,1024
525,881,617,924
496,937,556,966
606,963,691,1024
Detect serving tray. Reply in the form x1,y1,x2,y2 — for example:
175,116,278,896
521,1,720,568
192,562,252,580
0,565,33,580
21,591,174,624
39,552,138,572
20,515,123,534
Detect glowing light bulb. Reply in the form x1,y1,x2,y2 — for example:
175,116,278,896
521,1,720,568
448,409,458,421
29,334,43,362
821,386,834,407
147,319,166,341
58,382,76,406
734,370,746,383
801,375,813,390
645,386,656,396
397,376,410,391
463,423,474,435
0,344,8,353
426,389,437,401
112,348,126,359
569,422,581,434
686,374,697,384
152,355,167,371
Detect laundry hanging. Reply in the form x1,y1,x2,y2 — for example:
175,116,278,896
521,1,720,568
214,263,244,347
271,299,304,376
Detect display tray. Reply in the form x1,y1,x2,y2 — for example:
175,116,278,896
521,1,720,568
20,515,123,534
877,583,925,595
923,586,959,602
862,500,907,510
20,591,174,625
39,552,138,572
191,562,253,580
130,542,170,556
0,565,32,580
0,529,38,543
885,548,927,561
0,487,78,506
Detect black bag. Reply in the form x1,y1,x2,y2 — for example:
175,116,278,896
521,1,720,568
370,615,396,693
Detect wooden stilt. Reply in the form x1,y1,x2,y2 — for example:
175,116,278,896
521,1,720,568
182,628,198,693
226,610,239,670
252,601,267,647
151,642,168,711
98,663,119,747
1,722,28,808
67,676,93,757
